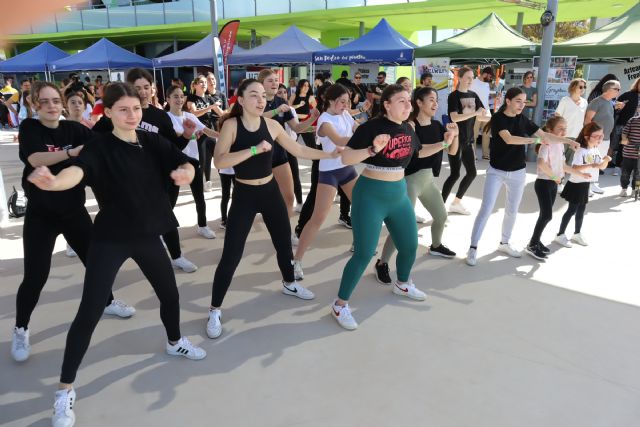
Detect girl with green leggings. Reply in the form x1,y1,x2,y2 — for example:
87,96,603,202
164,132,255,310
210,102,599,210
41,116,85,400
331,84,438,330
376,87,460,284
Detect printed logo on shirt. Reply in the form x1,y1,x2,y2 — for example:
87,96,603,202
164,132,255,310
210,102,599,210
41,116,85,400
138,121,159,134
382,133,414,160
461,97,476,114
45,144,71,152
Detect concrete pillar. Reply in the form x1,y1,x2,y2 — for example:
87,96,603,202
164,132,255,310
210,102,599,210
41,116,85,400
173,37,179,78
431,25,437,44
516,12,524,33
250,29,257,48
359,21,365,37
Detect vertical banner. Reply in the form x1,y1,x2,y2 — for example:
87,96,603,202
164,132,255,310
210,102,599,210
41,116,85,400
533,56,577,122
213,37,226,97
218,20,240,64
415,57,451,123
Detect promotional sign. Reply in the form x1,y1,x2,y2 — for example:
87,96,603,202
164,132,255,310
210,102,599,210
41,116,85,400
219,20,240,64
415,57,451,123
349,63,379,84
611,58,640,87
214,37,226,97
533,56,577,122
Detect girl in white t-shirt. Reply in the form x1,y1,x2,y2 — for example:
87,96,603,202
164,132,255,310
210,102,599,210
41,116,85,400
526,116,585,260
554,122,611,248
292,84,357,280
555,78,588,181
166,85,219,239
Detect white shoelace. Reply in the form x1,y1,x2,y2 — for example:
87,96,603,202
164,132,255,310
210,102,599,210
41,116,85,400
54,392,71,414
14,333,27,350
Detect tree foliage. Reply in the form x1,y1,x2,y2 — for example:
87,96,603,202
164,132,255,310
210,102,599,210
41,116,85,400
520,20,590,42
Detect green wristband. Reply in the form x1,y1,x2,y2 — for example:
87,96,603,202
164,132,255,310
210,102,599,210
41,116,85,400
534,137,542,145
442,141,450,149
250,146,258,156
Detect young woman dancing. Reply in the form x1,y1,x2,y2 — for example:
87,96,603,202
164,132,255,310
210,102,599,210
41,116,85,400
29,83,206,427
375,87,459,284
205,79,339,339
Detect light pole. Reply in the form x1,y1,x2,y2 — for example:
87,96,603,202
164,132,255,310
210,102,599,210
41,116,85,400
209,0,222,90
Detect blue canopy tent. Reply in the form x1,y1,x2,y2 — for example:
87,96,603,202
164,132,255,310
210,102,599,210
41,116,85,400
0,42,69,80
227,25,327,67
313,19,416,65
153,34,245,68
50,38,152,76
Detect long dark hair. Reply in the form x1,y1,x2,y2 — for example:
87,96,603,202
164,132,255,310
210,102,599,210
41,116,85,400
102,82,141,109
125,67,153,85
218,78,259,130
588,73,618,102
165,85,188,112
296,79,311,96
575,122,603,149
483,87,524,134
409,86,437,123
321,83,349,113
378,84,408,118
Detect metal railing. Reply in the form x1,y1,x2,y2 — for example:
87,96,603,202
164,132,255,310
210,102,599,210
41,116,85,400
15,0,418,35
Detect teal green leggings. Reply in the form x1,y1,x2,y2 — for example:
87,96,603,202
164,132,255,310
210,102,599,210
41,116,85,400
338,175,418,301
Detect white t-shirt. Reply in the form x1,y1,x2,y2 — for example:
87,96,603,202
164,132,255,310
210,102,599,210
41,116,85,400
569,146,601,183
537,143,565,181
555,96,588,138
317,111,354,171
167,111,206,160
469,78,491,113
82,104,93,121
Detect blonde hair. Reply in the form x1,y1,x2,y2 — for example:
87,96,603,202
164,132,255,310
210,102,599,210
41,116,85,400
257,69,277,83
568,78,587,95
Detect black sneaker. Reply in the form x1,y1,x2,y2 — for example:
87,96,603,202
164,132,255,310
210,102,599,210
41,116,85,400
338,215,352,229
219,220,227,230
374,259,392,285
429,244,456,258
525,243,547,261
539,242,550,254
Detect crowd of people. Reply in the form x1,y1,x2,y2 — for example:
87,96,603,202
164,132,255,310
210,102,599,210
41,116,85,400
2,64,639,426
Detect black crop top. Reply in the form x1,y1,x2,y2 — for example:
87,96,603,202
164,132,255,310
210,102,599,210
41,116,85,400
231,117,274,179
347,117,421,168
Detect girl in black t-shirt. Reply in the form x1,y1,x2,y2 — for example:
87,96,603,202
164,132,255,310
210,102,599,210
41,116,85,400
28,83,206,427
377,87,459,283
443,67,489,215
205,79,337,340
11,82,134,365
331,85,439,330
466,87,577,267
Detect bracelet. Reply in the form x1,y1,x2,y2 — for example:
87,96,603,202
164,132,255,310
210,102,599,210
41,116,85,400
550,175,558,181
534,137,542,145
250,146,258,156
368,146,377,157
442,141,450,149
66,148,72,158
272,109,278,117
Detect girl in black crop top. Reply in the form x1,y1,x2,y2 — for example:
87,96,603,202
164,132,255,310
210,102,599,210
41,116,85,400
288,79,316,119
331,84,439,331
12,82,134,366
28,83,206,427
204,79,338,339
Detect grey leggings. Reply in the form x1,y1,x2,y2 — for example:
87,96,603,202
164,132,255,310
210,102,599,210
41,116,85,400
381,169,448,262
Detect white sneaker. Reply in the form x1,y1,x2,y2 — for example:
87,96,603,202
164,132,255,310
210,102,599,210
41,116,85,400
466,248,477,266
331,302,358,330
166,336,207,360
103,299,136,318
392,280,427,301
619,188,629,197
554,234,573,248
589,190,595,198
449,202,471,215
591,183,604,194
497,243,522,258
171,256,197,273
571,233,588,246
612,167,620,176
282,281,314,300
292,259,304,280
52,388,76,427
11,327,30,362
291,233,299,247
65,245,77,258
294,203,303,213
206,309,222,339
204,181,213,192
415,214,427,224
558,183,565,192
196,225,216,239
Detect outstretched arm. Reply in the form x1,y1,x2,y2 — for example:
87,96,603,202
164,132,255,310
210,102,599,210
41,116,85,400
28,165,84,191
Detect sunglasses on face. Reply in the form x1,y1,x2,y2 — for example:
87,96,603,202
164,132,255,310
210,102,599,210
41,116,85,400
355,76,361,79
578,85,586,89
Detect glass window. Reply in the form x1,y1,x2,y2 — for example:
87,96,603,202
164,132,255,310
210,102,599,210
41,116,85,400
56,10,83,32
223,0,256,18
134,2,165,26
255,0,288,15
327,0,364,7
291,0,321,13
164,0,195,24
193,0,215,20
107,7,136,28
80,9,109,31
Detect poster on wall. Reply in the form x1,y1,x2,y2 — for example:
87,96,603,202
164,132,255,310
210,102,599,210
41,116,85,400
349,63,379,84
415,57,451,123
533,56,577,122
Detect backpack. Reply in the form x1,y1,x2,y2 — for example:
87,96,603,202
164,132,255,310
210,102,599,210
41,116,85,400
7,186,27,218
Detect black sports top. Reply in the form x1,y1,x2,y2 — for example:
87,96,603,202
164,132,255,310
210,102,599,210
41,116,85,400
231,117,274,180
293,92,311,115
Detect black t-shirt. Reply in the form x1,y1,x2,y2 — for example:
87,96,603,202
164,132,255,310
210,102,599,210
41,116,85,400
93,105,189,150
18,118,93,214
208,90,228,129
405,119,445,177
616,91,639,127
187,93,215,129
76,131,189,239
347,117,421,168
489,111,540,171
265,96,294,129
448,90,484,144
370,83,389,116
352,83,367,105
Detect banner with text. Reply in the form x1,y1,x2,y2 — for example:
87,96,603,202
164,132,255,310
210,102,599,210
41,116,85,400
533,56,577,122
415,57,451,123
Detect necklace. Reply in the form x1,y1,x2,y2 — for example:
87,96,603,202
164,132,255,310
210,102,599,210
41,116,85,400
124,138,141,148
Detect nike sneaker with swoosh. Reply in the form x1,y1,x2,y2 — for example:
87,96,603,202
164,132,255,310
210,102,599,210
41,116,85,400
331,302,358,330
392,280,427,301
282,281,314,300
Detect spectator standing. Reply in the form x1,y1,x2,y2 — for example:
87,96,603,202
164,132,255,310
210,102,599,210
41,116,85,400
470,67,493,160
370,71,389,117
612,78,640,174
519,71,537,120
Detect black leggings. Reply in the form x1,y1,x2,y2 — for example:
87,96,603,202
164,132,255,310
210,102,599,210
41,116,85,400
558,202,586,235
169,161,207,227
15,208,116,329
288,153,303,205
198,136,216,182
163,185,183,260
60,235,181,384
210,179,294,307
620,157,639,189
219,173,234,222
530,179,557,245
442,142,477,202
